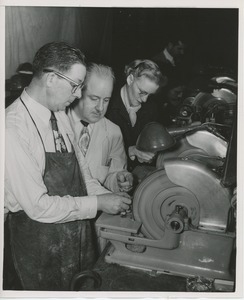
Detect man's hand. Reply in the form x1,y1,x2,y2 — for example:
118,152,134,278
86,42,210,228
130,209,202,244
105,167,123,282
116,171,134,192
97,192,132,215
128,145,155,163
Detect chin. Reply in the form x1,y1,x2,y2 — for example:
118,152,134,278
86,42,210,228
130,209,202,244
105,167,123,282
91,117,101,123
91,114,103,122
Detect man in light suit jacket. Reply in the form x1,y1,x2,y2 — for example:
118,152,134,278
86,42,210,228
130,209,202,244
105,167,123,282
67,63,134,193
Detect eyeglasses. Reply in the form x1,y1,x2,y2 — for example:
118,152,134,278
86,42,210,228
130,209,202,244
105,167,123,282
43,68,84,94
134,80,149,98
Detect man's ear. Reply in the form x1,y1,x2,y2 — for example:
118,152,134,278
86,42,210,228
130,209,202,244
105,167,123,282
127,74,134,86
45,72,56,88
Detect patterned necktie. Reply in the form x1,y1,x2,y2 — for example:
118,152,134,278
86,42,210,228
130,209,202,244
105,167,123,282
50,112,67,153
78,120,90,156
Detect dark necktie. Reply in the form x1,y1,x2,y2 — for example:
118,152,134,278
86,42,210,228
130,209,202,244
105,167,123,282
78,120,90,156
50,112,67,153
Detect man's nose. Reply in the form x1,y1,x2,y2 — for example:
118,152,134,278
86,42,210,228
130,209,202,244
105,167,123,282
73,87,82,99
96,100,104,111
141,95,149,103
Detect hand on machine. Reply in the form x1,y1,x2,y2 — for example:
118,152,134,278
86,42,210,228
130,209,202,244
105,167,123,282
97,192,131,215
116,170,134,192
128,145,156,163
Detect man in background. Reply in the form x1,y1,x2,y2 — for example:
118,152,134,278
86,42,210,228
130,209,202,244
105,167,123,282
152,35,187,82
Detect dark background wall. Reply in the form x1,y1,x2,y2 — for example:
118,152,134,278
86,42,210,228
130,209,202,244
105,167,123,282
108,8,238,79
5,6,239,80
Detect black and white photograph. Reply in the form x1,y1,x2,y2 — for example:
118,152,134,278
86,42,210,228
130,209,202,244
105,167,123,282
1,0,243,298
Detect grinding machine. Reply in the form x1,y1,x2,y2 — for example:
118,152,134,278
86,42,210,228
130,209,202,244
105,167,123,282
96,77,237,285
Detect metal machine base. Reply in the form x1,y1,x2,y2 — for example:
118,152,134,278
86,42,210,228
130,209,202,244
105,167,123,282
97,214,235,282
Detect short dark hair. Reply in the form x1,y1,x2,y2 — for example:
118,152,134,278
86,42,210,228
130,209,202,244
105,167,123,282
164,31,188,48
32,42,86,77
124,59,167,87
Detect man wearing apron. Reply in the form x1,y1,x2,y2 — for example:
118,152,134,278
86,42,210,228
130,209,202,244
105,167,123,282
5,42,131,291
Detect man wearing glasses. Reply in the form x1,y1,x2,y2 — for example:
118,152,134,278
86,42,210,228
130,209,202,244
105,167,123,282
5,42,131,291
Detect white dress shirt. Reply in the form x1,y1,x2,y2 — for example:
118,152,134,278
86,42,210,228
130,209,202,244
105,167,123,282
5,89,109,223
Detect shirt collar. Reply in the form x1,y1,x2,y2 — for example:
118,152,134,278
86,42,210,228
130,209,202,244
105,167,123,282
70,107,94,131
21,88,51,126
70,107,81,124
121,86,141,113
163,48,175,66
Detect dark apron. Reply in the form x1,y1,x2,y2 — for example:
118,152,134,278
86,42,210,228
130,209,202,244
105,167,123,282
8,100,96,291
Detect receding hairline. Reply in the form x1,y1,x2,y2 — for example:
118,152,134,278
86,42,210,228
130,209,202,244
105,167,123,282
83,63,115,91
87,63,114,79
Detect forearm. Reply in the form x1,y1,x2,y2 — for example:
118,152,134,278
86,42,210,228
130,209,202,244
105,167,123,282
32,194,98,223
5,176,99,224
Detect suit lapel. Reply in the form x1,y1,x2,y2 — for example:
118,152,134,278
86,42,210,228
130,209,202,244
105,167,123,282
86,119,107,160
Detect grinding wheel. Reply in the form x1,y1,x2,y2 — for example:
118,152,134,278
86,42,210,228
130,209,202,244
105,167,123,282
133,168,200,240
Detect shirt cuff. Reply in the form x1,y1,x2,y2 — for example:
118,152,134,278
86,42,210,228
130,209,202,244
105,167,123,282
75,195,98,219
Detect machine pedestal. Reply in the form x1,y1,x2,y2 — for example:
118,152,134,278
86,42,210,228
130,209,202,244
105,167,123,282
97,213,235,282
